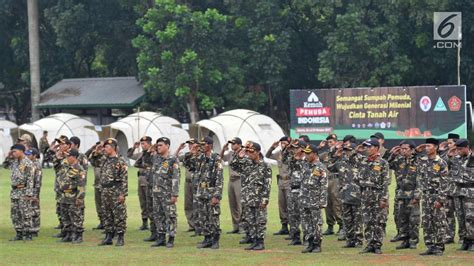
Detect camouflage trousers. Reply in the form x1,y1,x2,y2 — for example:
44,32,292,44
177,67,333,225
361,188,387,249
152,194,178,237
192,184,202,234
146,184,156,234
196,199,221,237
101,188,127,234
396,199,420,243
11,198,33,233
60,202,85,233
342,203,363,245
31,200,41,233
246,206,267,240
55,192,63,227
393,194,400,233
445,195,457,241
138,175,148,220
240,202,249,235
454,196,467,240
301,207,323,243
457,196,474,241
288,190,301,237
421,194,446,251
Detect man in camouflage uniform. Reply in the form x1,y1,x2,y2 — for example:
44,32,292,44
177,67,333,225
448,139,474,251
319,134,343,237
87,142,106,230
354,138,389,254
387,140,420,249
417,138,449,256
39,131,51,168
439,133,461,243
8,144,35,241
300,144,328,253
265,136,291,236
150,137,180,248
231,142,272,250
91,138,128,247
286,139,307,245
193,137,224,249
58,149,87,244
330,142,363,248
26,148,42,237
127,136,153,232
220,137,244,234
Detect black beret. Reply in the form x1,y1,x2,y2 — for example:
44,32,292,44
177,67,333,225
399,140,416,148
140,136,152,143
448,133,460,140
156,137,170,145
70,136,81,146
370,132,385,140
104,138,118,147
455,138,470,148
185,138,197,144
279,136,291,142
303,144,318,154
11,144,25,152
425,138,439,145
326,134,337,141
228,137,242,145
362,138,380,147
245,141,261,152
299,135,311,143
200,136,213,145
343,135,356,143
344,143,357,151
67,149,80,158
291,139,307,148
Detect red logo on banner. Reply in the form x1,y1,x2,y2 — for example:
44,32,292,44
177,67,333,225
448,96,461,111
296,107,331,117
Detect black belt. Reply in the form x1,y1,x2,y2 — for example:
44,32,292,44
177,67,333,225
423,190,439,194
457,183,474,188
61,188,78,193
101,181,122,188
291,185,300,190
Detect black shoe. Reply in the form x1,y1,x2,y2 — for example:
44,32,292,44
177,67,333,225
151,234,166,247
409,242,417,249
252,239,265,251
239,235,252,244
53,231,65,238
445,238,455,244
93,223,104,230
312,244,322,253
115,233,125,246
144,233,158,242
458,240,470,251
59,232,72,243
139,219,149,231
23,233,33,241
273,224,290,235
245,239,257,250
284,236,293,240
210,234,220,249
197,236,212,248
9,232,23,241
288,236,302,246
72,232,83,244
323,226,334,236
187,228,195,232
166,236,175,248
343,242,356,248
374,248,382,254
390,233,402,242
420,248,435,256
396,240,410,250
99,233,113,246
360,246,375,254
302,238,315,253
468,243,474,252
227,229,240,234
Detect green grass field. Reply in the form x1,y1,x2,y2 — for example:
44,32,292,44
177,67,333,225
0,166,472,265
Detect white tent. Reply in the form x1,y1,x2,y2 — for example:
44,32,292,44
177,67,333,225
0,119,18,163
196,109,285,154
19,113,99,154
106,111,190,157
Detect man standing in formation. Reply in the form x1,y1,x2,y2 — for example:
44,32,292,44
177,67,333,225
26,148,42,237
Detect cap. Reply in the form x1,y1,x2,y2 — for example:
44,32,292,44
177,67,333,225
291,139,307,148
455,138,470,148
11,144,25,152
326,134,337,141
25,148,40,157
399,140,416,148
303,144,318,154
299,135,310,143
362,138,380,147
55,135,69,144
245,141,261,152
425,138,439,145
67,149,80,158
343,143,357,151
448,133,460,140
228,137,242,145
185,138,197,144
156,137,171,145
370,132,385,140
200,136,214,145
70,136,81,147
343,135,356,143
279,136,291,142
104,138,118,147
140,136,152,143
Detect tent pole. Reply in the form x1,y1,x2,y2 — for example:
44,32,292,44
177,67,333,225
137,107,141,152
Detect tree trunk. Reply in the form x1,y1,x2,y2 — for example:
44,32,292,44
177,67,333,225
187,92,199,124
27,0,41,122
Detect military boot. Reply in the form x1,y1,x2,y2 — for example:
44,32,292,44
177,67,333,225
139,219,148,231
396,239,410,249
467,241,474,252
53,231,65,238
93,223,104,230
144,232,158,242
239,234,253,244
59,232,72,242
151,234,166,247
323,225,334,235
458,239,470,251
274,224,289,235
390,231,402,242
302,237,314,253
252,238,265,251
72,232,83,244
166,236,175,248
312,239,322,253
288,234,302,245
197,235,212,248
9,231,23,241
210,234,220,249
115,233,125,246
23,232,33,241
419,247,436,256
99,232,113,246
245,238,257,250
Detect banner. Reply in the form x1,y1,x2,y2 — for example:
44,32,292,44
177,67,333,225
290,85,467,140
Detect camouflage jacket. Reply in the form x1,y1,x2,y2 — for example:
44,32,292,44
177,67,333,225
332,152,361,205
88,151,106,168
416,154,449,203
447,153,474,197
58,162,86,204
194,152,224,200
98,155,128,196
300,160,328,209
39,137,49,152
151,154,180,197
10,157,35,199
289,158,307,191
32,160,43,197
178,152,195,182
78,153,89,172
129,148,154,177
388,154,420,200
353,153,390,201
319,147,338,178
231,156,272,206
